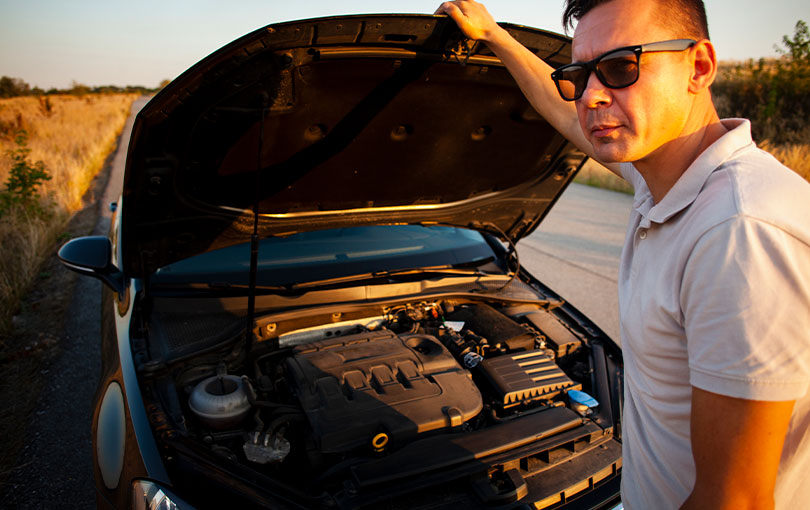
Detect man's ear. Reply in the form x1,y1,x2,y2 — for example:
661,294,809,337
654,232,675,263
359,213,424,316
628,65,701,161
688,39,718,94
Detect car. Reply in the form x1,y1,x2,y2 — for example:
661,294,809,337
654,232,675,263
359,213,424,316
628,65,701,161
58,13,624,510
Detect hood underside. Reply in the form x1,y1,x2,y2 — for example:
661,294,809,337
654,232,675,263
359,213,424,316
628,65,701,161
123,14,583,277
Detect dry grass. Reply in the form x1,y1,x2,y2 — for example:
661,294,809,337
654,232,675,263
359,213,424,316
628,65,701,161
0,94,137,210
760,141,810,182
0,94,137,337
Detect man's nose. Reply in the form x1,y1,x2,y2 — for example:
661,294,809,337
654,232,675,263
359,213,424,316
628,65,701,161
579,70,612,108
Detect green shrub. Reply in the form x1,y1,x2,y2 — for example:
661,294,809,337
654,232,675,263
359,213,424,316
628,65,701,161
0,130,52,218
713,20,810,144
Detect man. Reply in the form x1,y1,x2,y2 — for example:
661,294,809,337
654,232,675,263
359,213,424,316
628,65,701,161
435,1,810,509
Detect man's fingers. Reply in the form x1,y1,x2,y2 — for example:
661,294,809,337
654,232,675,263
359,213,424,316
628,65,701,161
434,2,460,17
434,0,498,42
434,0,481,40
435,2,470,35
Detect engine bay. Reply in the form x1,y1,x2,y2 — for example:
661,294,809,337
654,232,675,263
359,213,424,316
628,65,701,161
139,297,615,505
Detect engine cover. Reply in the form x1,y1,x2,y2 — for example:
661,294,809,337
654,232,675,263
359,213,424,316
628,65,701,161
480,350,580,408
286,330,482,453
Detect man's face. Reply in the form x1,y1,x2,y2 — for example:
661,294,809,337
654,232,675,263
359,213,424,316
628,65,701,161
572,0,694,164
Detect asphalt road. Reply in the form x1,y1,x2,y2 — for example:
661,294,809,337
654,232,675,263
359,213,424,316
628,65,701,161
0,98,631,508
98,97,150,230
518,182,633,344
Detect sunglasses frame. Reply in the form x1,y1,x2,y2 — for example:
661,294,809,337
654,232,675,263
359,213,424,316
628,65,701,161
550,38,697,101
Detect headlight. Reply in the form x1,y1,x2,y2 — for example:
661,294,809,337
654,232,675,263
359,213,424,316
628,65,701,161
131,480,194,510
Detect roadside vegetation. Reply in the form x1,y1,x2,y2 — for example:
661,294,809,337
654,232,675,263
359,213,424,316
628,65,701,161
1,76,156,98
0,93,138,338
0,92,138,486
714,20,810,182
575,20,810,193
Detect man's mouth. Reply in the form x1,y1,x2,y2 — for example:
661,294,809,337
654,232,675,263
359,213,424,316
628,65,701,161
590,124,621,138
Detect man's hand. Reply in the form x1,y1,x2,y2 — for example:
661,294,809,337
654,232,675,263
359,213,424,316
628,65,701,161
434,1,504,43
680,387,794,510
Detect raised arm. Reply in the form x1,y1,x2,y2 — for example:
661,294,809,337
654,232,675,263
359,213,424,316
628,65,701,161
435,0,621,175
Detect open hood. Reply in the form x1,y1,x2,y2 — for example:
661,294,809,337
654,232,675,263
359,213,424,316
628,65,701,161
122,14,583,277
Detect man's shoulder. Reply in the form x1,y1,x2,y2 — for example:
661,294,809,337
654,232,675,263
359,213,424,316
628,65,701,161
697,145,810,242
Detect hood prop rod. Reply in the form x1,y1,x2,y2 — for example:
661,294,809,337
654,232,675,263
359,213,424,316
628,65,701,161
482,222,520,291
245,93,268,359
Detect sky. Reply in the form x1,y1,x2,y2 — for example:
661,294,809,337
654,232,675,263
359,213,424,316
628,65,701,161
1,0,808,90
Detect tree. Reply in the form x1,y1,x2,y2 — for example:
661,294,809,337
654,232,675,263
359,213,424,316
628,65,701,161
68,80,90,95
777,20,810,67
0,76,32,98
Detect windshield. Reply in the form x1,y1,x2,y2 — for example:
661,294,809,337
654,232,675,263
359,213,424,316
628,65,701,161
151,225,497,287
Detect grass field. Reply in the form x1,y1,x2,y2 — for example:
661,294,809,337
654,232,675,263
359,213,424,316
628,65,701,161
0,93,137,337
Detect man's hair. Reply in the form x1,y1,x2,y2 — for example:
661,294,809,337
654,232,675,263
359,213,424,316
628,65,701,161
562,0,710,40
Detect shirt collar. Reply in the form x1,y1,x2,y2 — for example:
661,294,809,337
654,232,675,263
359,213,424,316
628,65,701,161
631,118,755,226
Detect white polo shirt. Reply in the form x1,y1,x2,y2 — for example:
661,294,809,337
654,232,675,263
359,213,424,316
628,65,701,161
617,119,810,509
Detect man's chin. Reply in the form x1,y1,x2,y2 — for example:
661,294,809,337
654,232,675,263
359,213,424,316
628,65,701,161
588,134,632,162
591,144,631,164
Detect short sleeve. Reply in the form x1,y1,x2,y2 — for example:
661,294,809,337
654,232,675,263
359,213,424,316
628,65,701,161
681,216,810,401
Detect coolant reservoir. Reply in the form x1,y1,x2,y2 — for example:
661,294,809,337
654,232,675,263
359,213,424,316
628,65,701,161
188,375,251,429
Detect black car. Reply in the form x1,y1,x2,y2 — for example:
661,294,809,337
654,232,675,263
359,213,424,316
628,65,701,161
59,14,623,510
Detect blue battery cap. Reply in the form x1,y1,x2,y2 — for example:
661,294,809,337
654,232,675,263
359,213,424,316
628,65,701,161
568,390,599,409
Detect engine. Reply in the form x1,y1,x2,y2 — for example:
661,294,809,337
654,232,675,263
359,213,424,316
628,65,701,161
159,299,593,493
287,329,483,453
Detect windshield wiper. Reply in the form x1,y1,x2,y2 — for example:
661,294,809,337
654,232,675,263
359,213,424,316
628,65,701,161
152,260,500,295
288,265,498,290
147,281,290,296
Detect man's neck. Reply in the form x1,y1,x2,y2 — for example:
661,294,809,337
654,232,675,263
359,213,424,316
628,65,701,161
634,105,727,204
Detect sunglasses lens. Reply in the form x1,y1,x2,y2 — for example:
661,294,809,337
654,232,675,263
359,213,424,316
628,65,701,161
553,47,642,101
596,49,639,88
556,65,589,101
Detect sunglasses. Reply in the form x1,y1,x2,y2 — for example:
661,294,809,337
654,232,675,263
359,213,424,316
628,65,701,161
550,38,697,101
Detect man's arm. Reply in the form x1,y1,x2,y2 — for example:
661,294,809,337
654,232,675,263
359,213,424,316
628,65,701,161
435,0,621,176
680,387,794,510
